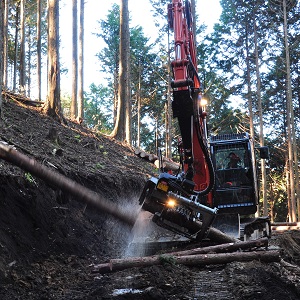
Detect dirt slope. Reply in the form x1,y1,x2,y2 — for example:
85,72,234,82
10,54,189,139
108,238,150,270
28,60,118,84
0,99,300,299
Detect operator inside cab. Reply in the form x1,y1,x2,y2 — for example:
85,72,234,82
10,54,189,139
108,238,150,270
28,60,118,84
227,152,241,169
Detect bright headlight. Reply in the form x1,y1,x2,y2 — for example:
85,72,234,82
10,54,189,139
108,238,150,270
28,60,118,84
166,199,177,208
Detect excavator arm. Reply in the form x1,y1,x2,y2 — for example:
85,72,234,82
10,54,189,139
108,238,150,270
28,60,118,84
168,0,215,201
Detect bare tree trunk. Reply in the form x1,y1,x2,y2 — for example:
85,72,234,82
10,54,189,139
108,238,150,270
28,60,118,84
110,0,129,141
70,0,78,120
165,27,172,158
27,25,31,97
285,156,292,221
125,57,131,144
137,62,141,148
77,0,84,121
13,4,19,92
254,20,268,216
113,66,118,124
19,0,26,94
3,0,9,90
0,0,4,118
45,0,61,120
245,23,258,216
37,0,42,101
283,0,296,222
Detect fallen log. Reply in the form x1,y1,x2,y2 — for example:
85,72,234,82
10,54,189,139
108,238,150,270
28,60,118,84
2,90,44,107
92,250,280,273
206,226,239,244
271,222,300,231
167,237,269,256
0,142,137,226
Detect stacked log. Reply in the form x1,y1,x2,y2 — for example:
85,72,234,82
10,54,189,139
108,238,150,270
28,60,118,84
134,148,180,172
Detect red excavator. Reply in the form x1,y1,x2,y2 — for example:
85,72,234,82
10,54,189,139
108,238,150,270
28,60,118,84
136,0,270,246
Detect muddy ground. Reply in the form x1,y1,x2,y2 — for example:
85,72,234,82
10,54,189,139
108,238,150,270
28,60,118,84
0,98,299,299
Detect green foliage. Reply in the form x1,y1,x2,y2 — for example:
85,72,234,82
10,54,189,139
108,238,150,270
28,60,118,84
24,172,35,184
95,4,168,150
95,4,120,79
84,83,113,133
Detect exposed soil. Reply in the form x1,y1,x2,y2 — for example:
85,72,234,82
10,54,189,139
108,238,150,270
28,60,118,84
0,98,300,299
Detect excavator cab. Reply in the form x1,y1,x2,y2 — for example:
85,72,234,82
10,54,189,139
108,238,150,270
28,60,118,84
210,133,258,215
210,133,271,240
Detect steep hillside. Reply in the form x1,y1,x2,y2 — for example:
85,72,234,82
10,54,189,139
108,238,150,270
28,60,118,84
0,99,153,285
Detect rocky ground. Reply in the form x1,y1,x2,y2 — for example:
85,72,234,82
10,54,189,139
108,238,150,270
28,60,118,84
0,97,299,299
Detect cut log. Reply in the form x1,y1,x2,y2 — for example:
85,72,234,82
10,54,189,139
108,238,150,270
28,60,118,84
134,148,142,156
139,151,148,159
92,250,280,273
271,222,300,231
154,159,180,172
207,226,239,244
0,142,137,226
167,237,269,256
148,154,158,162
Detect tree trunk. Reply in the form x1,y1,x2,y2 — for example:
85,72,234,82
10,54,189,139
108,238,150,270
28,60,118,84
71,0,78,120
37,0,42,101
283,0,296,222
0,0,4,118
13,4,19,92
254,20,268,216
92,250,280,274
110,0,129,141
45,0,62,120
19,0,26,94
77,0,84,120
137,62,141,148
3,0,9,90
167,237,269,257
245,23,258,216
27,25,31,97
0,142,136,226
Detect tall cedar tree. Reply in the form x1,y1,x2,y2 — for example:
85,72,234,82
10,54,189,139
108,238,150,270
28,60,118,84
0,0,4,118
110,0,130,142
37,0,42,101
71,0,78,120
19,0,26,94
44,0,62,120
78,0,84,120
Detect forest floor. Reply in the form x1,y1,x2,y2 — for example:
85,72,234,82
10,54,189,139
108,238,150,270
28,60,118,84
0,97,300,299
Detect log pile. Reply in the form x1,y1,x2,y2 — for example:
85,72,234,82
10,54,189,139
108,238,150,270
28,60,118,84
134,148,180,172
92,237,280,274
